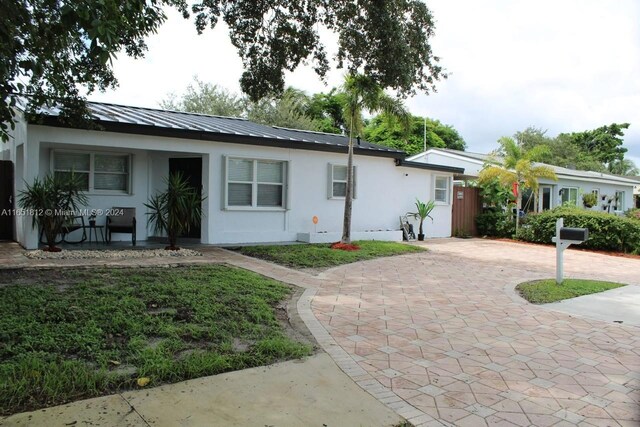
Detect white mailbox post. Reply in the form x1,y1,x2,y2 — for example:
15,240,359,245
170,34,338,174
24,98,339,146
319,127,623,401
551,218,589,284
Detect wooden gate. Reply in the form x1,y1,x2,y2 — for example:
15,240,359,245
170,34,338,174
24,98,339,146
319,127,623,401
451,186,482,237
0,160,14,240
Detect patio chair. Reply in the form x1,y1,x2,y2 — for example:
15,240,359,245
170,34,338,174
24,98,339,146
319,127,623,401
106,207,136,246
39,215,87,245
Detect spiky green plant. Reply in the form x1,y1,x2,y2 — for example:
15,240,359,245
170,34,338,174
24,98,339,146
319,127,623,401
18,173,88,251
411,199,436,240
145,172,204,250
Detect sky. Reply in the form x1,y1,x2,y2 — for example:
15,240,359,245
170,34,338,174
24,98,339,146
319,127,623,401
89,0,640,166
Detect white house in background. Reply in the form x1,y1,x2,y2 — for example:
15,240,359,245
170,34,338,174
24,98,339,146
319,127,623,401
0,102,464,249
409,148,636,213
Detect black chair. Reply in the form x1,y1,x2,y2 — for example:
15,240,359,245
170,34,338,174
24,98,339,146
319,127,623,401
106,207,136,246
39,215,87,245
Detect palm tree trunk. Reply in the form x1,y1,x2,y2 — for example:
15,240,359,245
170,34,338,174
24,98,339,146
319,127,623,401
341,115,355,244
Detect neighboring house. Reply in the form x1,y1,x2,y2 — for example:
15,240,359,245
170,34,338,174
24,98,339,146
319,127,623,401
409,148,636,213
629,176,640,208
0,103,463,249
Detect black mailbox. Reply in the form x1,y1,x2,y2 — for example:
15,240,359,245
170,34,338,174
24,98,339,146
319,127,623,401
559,227,588,241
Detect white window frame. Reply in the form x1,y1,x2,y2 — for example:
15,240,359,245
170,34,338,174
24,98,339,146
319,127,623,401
327,163,357,200
434,175,451,204
560,187,578,206
614,190,625,212
224,156,288,210
51,149,132,195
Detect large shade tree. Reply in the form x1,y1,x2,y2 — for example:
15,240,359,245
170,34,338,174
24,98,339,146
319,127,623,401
3,0,445,142
478,137,557,231
340,74,410,244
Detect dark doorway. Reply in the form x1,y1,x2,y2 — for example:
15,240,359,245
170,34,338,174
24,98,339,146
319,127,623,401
541,186,552,211
0,161,15,240
169,157,202,239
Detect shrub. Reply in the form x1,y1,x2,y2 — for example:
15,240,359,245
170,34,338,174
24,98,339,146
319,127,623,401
476,210,516,238
625,208,640,221
516,207,640,253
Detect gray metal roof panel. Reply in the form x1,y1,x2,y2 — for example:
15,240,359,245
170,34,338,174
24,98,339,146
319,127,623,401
43,102,405,154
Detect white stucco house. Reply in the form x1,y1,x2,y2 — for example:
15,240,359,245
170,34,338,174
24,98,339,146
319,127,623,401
0,103,464,249
409,148,637,213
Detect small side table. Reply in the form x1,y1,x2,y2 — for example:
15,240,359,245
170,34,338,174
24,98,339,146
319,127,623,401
82,224,105,244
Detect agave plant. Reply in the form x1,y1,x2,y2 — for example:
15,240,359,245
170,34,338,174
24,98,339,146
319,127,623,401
411,198,436,241
18,173,88,251
145,172,204,250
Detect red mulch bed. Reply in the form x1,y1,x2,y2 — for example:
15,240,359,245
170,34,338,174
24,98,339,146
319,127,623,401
330,242,361,251
491,237,640,260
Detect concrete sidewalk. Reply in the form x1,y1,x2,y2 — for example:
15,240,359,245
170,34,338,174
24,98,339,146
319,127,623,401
0,354,402,427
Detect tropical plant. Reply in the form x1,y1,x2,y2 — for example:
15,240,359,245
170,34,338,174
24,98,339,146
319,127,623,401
478,137,557,231
145,172,204,250
340,73,410,244
18,173,88,252
582,193,597,208
410,199,436,240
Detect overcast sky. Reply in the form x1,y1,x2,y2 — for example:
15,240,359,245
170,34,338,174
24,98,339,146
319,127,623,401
89,0,640,166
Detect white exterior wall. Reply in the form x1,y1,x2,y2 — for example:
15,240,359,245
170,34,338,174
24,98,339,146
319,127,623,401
414,152,484,177
540,177,635,213
10,125,455,248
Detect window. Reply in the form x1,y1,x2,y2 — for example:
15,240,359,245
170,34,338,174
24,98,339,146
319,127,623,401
615,191,625,211
225,157,287,209
561,187,578,206
53,151,130,193
434,176,450,203
328,164,357,199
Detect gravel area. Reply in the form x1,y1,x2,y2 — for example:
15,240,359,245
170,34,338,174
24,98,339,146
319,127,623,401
23,248,202,260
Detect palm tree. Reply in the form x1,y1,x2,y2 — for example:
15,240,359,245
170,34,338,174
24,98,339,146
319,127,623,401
340,73,410,244
478,137,557,231
608,158,639,176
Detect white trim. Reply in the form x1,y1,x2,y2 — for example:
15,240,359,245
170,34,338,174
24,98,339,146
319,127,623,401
433,175,451,205
223,156,288,210
327,163,357,200
560,186,579,206
51,149,132,195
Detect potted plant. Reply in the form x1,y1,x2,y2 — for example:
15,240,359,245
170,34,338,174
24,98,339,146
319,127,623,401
88,213,97,227
145,172,204,250
411,198,436,241
582,193,597,208
18,173,88,252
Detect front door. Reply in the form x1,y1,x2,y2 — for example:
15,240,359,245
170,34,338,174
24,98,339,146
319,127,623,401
0,161,14,240
169,157,202,239
539,185,552,212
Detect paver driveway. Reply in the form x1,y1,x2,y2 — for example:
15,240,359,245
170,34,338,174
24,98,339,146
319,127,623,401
309,239,640,427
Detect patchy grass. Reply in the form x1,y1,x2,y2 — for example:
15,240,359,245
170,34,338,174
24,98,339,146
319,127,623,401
0,266,311,415
237,240,424,269
516,278,625,304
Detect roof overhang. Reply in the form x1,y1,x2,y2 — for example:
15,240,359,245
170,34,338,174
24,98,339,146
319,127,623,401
395,158,465,174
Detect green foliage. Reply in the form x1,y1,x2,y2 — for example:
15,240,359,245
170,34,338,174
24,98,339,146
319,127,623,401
625,208,640,221
305,89,347,134
238,241,424,269
582,192,597,208
516,207,640,253
560,123,630,165
3,0,446,142
18,173,89,250
479,178,514,209
516,279,625,304
145,172,204,249
410,199,436,235
476,210,516,238
364,115,466,155
160,77,245,117
515,125,637,175
0,265,310,415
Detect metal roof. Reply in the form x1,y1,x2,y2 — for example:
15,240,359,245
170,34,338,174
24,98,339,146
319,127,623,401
35,102,405,157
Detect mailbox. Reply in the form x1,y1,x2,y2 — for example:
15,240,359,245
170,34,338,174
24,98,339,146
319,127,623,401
559,227,588,242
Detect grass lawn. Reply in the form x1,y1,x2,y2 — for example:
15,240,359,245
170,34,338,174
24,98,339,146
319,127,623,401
516,278,625,304
0,265,311,415
237,240,425,269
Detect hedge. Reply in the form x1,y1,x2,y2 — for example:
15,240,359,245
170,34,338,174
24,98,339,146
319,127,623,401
476,210,515,238
516,207,640,254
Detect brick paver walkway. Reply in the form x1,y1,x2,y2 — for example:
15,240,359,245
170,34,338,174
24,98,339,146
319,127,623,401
308,239,640,426
1,239,638,426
